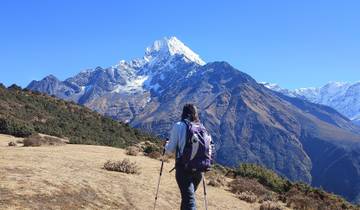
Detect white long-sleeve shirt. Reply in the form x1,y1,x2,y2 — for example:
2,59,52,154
165,121,187,158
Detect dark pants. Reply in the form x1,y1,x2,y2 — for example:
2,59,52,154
175,166,203,210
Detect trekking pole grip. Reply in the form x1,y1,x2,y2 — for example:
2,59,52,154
161,138,168,155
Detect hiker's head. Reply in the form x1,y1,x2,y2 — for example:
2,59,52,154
181,104,199,122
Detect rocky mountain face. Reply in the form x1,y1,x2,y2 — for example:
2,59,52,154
262,82,360,126
27,37,360,203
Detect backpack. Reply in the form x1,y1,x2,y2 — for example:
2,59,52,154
177,120,214,172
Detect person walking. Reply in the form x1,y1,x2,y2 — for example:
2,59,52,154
165,104,214,210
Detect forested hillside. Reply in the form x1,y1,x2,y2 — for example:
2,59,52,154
0,84,159,147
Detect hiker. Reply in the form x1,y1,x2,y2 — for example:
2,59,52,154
165,104,214,210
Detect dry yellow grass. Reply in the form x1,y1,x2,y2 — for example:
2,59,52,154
0,134,262,210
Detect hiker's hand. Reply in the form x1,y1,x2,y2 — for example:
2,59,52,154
163,138,169,146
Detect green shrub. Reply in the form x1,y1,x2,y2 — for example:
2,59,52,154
206,171,227,187
260,201,284,210
235,163,291,193
126,146,140,156
147,151,161,159
229,177,270,196
212,164,229,174
103,159,140,174
8,141,16,146
237,191,257,203
143,144,161,155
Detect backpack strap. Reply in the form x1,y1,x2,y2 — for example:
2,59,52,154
182,119,192,147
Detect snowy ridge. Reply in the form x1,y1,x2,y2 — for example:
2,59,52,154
263,81,360,124
111,75,148,93
69,36,205,96
260,82,284,92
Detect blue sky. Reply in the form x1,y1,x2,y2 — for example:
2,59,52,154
1,0,359,89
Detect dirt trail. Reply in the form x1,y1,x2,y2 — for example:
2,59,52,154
0,134,260,210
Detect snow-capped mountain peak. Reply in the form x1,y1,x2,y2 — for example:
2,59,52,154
144,36,205,66
27,36,206,111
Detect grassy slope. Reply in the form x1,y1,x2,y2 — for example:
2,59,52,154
0,134,259,210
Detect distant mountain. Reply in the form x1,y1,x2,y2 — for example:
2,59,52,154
27,37,360,203
262,81,360,126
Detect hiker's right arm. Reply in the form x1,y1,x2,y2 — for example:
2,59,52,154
165,123,179,154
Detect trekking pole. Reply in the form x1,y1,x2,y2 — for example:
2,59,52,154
153,139,167,210
203,172,208,210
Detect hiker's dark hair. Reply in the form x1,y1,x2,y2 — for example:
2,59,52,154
181,104,200,122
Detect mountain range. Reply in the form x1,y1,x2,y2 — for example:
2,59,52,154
27,36,360,203
262,82,360,126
